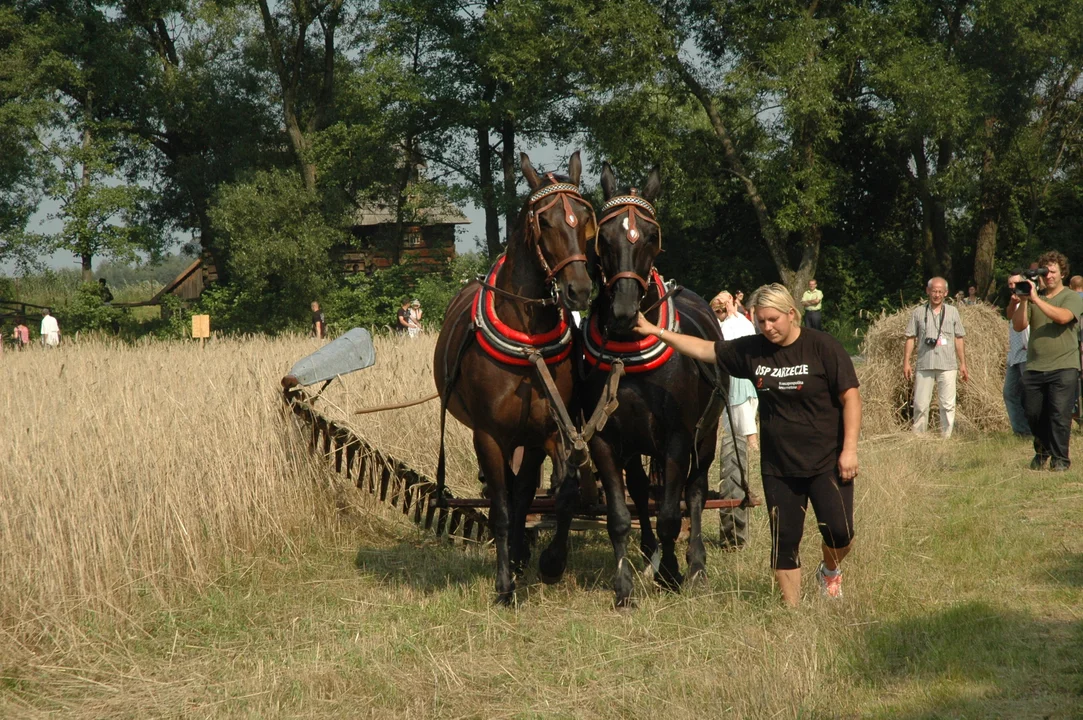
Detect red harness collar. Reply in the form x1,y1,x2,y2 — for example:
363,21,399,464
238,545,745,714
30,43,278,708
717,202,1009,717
583,269,679,373
472,255,573,367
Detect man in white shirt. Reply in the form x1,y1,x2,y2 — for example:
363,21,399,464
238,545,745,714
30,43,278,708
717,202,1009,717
711,291,759,548
40,309,60,347
903,277,969,437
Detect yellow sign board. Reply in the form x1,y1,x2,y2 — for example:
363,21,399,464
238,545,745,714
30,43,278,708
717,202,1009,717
191,314,211,339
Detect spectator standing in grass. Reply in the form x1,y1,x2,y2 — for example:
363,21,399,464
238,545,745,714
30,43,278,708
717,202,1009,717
801,279,824,330
14,321,29,350
1004,275,1031,436
40,309,60,348
396,298,412,335
903,277,969,438
964,285,979,305
637,283,860,606
1070,275,1083,297
710,291,760,549
310,301,326,339
408,299,423,338
1008,251,1083,471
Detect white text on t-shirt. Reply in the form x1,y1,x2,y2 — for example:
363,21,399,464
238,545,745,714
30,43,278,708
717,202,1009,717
755,363,809,378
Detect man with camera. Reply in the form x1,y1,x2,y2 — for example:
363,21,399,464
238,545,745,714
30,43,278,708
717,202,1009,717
903,277,969,438
1008,251,1083,471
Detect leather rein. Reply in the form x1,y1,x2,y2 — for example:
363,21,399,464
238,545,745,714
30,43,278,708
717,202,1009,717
595,191,661,293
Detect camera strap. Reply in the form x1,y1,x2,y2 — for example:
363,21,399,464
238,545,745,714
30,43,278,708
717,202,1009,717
924,303,946,343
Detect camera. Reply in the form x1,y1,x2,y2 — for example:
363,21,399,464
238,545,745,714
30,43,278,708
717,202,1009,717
923,337,938,347
1013,267,1049,296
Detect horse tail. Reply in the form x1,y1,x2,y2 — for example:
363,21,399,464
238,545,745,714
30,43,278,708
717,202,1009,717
435,324,476,506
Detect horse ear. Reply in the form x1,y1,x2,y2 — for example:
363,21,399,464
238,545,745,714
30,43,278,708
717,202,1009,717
568,150,582,186
600,162,617,200
642,166,662,203
521,153,541,190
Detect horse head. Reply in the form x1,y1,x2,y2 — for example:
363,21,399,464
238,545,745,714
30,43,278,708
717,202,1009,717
594,162,662,333
520,151,595,312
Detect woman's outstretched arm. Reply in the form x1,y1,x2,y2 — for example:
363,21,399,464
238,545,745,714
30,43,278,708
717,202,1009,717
634,312,718,363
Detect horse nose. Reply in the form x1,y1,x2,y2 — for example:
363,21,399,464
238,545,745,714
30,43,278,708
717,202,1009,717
563,280,591,311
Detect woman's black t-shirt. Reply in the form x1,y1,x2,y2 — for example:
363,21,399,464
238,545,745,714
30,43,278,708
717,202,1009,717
714,328,859,477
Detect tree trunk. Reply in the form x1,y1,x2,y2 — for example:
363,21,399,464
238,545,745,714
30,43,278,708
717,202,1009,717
672,59,798,286
500,115,516,245
477,123,501,257
973,117,999,299
257,0,318,192
80,97,93,282
790,225,821,301
911,138,952,280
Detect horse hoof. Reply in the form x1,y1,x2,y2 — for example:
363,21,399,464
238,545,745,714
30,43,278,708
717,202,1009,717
686,567,707,587
494,589,516,607
538,550,567,585
615,594,637,609
654,570,684,592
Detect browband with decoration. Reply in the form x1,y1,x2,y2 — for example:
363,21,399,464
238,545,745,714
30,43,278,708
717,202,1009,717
599,194,657,216
472,254,573,367
529,182,583,204
583,269,679,374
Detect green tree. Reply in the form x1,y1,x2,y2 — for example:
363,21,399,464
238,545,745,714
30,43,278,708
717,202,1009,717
40,122,166,279
207,168,344,332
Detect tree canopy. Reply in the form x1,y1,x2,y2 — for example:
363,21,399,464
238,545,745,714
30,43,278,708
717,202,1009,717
2,0,1081,328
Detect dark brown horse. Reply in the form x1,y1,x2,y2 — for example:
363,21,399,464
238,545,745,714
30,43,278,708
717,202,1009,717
580,163,727,606
433,152,595,605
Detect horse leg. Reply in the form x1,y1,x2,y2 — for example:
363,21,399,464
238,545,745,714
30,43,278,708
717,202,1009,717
625,459,658,570
474,430,515,605
685,427,717,586
591,438,636,607
538,445,579,584
508,449,544,577
655,438,692,591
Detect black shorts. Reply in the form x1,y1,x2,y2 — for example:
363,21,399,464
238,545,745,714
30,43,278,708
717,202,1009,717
761,469,854,570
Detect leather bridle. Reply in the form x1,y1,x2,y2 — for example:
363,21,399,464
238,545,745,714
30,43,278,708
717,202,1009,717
527,173,595,283
595,190,661,292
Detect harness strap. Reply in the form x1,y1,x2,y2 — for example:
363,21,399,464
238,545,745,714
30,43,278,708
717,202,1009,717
527,350,589,468
605,270,649,291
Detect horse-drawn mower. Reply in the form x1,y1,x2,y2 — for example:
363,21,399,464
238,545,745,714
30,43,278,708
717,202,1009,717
281,327,757,545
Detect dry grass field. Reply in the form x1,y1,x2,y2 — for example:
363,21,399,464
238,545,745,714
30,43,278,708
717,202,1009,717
1,332,1082,718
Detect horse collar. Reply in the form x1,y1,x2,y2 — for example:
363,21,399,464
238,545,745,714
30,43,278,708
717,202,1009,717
583,270,679,374
472,255,573,368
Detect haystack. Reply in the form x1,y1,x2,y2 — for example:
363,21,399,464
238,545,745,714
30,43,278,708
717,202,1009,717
859,303,1010,435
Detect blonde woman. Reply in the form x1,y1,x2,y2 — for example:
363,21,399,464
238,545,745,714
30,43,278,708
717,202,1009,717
635,283,861,606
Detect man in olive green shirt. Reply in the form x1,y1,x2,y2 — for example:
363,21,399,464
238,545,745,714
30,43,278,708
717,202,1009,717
1009,250,1083,471
802,279,823,330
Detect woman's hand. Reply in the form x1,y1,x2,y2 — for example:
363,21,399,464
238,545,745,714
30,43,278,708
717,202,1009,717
634,312,660,338
837,448,859,483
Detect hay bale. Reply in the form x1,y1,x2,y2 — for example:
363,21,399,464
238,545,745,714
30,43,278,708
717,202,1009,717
859,303,1009,435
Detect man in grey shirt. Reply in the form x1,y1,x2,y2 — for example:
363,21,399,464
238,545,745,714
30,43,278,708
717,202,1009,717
902,277,970,437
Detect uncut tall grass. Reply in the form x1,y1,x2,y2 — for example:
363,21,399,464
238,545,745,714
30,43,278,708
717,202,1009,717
0,335,339,650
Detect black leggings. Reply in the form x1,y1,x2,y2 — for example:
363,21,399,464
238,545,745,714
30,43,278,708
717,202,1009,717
762,469,854,570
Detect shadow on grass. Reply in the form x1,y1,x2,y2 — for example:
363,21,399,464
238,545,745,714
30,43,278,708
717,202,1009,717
862,600,1083,718
353,540,492,594
351,528,736,604
1046,552,1083,588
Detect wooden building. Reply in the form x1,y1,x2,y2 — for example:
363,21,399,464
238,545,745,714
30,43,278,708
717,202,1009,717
340,199,470,274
